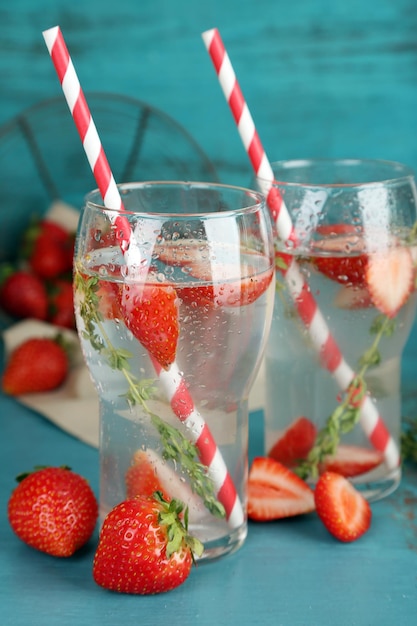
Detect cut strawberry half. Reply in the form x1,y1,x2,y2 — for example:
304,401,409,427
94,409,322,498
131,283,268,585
177,262,273,309
365,247,413,318
125,449,205,522
314,471,372,542
319,445,384,478
312,224,368,286
125,449,167,500
119,280,179,369
247,456,315,521
333,284,373,310
268,416,317,468
96,280,122,320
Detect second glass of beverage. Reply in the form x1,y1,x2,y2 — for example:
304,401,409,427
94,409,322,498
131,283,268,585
74,181,275,560
257,159,417,501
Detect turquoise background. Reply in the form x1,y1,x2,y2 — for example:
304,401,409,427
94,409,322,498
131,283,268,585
1,0,416,186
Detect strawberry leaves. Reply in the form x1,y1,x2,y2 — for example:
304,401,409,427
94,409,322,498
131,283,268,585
93,493,203,594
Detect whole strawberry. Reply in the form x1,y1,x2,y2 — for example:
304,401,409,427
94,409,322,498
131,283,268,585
8,466,98,557
93,492,203,594
2,336,69,395
0,270,48,320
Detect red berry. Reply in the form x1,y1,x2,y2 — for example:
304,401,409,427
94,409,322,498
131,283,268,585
29,235,72,280
268,416,317,468
365,247,413,318
312,224,368,286
319,445,383,478
48,279,75,329
119,280,179,370
93,493,203,594
314,471,372,542
0,270,48,320
2,337,69,395
247,456,315,521
7,467,98,557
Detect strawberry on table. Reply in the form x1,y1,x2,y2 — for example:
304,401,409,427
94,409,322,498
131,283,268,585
365,247,413,318
314,471,372,542
7,466,98,557
119,280,179,370
23,218,75,280
0,270,48,320
319,445,383,478
47,278,76,329
247,456,315,521
2,336,69,395
268,416,317,468
93,493,203,594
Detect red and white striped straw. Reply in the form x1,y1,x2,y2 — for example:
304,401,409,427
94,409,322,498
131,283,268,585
43,25,243,527
202,27,399,469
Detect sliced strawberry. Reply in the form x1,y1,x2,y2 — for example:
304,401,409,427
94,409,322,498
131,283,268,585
247,457,315,521
312,224,368,286
125,449,167,499
319,445,383,478
177,264,273,308
333,284,373,310
314,471,372,542
155,240,210,268
47,279,76,329
365,247,413,318
96,280,121,320
126,449,205,522
268,416,317,468
119,280,179,369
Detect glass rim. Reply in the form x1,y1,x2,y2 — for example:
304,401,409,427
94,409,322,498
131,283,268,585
257,158,415,188
84,180,265,217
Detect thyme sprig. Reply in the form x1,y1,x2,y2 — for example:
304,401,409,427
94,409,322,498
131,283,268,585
401,417,417,463
75,268,225,519
294,313,395,480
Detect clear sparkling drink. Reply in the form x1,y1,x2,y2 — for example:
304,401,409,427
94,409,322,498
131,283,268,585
257,158,417,502
265,234,417,500
74,182,274,560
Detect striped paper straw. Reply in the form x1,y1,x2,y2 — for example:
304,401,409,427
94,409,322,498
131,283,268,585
43,25,243,527
202,27,399,469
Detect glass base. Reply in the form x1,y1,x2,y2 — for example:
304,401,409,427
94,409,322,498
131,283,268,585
350,465,402,503
190,521,247,562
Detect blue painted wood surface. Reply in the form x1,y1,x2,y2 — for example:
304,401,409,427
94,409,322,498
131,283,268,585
1,1,417,624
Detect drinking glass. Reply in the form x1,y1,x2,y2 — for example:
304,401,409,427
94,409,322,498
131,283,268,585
257,159,417,501
74,181,275,559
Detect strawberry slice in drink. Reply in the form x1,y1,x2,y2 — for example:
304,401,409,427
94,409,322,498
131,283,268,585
247,456,315,521
180,258,273,309
125,449,205,523
119,279,179,370
312,224,368,286
319,445,384,478
268,416,317,468
365,247,413,318
333,284,374,310
156,241,273,308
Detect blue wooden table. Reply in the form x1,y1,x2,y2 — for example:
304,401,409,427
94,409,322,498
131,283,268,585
1,335,417,625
